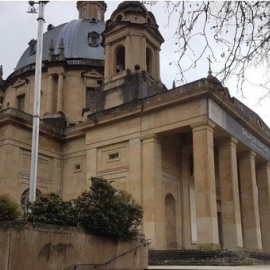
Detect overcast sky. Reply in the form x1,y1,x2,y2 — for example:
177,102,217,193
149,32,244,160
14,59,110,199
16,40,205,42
1,1,270,126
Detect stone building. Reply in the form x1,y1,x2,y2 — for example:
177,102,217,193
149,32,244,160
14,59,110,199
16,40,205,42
1,1,270,252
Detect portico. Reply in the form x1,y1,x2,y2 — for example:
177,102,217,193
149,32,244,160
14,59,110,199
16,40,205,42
80,77,270,251
1,1,270,254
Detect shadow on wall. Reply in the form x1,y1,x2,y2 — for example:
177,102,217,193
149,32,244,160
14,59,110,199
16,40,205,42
0,222,148,270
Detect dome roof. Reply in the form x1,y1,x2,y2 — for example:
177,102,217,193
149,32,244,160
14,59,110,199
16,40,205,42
116,1,148,14
16,19,105,71
107,1,158,29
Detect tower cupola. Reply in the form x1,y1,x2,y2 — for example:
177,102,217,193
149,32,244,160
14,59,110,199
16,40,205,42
77,1,107,21
102,1,164,83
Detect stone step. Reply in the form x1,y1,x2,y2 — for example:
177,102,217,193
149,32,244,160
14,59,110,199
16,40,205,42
149,249,270,266
147,266,270,270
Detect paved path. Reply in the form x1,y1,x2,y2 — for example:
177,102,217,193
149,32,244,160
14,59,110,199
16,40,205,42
148,266,270,270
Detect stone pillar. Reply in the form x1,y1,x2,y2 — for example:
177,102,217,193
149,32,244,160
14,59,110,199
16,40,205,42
57,73,64,112
155,49,161,82
140,36,146,71
256,163,270,252
46,74,53,112
141,134,164,249
104,44,112,81
125,34,132,70
129,138,142,205
192,122,219,248
238,151,262,250
218,137,243,249
86,147,97,189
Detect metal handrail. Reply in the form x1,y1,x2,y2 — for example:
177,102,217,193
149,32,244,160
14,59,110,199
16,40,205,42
60,239,150,270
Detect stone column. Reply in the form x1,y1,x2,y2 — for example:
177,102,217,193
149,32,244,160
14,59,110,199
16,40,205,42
180,148,194,249
141,134,164,249
192,122,219,248
238,151,262,250
256,163,270,252
57,73,64,112
218,137,243,249
46,74,54,112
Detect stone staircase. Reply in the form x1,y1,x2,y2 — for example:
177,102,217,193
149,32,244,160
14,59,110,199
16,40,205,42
149,249,270,266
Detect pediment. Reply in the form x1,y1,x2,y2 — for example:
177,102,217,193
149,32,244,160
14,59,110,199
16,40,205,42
103,23,128,37
82,70,103,79
12,78,29,88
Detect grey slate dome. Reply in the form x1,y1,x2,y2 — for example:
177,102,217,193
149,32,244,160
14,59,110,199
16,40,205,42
16,19,105,71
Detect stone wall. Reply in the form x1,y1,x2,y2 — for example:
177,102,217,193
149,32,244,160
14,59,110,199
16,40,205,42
0,222,148,270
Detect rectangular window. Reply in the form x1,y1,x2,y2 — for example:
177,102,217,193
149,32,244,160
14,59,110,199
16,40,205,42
88,32,100,47
73,162,82,173
108,151,120,162
17,95,25,112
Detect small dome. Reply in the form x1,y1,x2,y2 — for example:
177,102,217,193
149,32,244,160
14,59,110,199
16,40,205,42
15,19,105,73
117,1,148,14
109,1,157,26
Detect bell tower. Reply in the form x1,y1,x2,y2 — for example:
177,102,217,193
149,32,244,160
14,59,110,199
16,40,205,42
85,1,167,115
77,1,107,21
102,1,164,83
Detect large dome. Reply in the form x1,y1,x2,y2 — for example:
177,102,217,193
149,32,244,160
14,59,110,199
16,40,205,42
15,19,105,71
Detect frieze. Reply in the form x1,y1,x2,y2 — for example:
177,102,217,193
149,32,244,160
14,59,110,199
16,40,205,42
209,98,270,162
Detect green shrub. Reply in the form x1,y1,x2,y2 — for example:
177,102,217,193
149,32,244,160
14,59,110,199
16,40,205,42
0,194,22,222
26,193,76,226
24,178,143,239
73,177,143,239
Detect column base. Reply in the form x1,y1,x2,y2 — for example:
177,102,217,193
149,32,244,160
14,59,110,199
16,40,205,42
197,243,221,250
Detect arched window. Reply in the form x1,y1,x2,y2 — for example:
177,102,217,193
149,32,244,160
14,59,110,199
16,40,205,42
115,46,125,73
147,17,152,25
146,47,153,76
116,14,123,21
21,188,42,213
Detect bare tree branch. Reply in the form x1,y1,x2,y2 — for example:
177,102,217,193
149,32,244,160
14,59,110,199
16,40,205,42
145,1,270,98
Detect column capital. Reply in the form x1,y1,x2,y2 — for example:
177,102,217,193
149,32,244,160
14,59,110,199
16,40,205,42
47,65,66,75
217,137,238,147
238,150,257,159
191,120,216,133
47,70,56,76
141,134,161,144
256,162,270,170
58,72,66,78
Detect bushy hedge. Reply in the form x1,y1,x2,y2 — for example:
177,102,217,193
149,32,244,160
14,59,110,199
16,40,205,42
27,193,76,226
0,194,22,222
73,177,143,239
25,177,143,239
